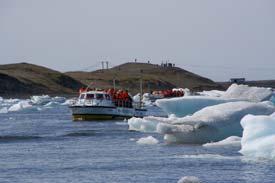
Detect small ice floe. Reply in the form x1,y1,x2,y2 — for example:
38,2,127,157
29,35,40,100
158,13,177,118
136,136,159,145
177,176,201,183
240,113,275,159
8,101,35,112
61,99,74,106
128,117,161,132
115,122,127,126
31,95,52,105
31,95,66,105
51,96,66,103
44,101,60,107
175,153,238,160
0,107,8,114
203,136,241,148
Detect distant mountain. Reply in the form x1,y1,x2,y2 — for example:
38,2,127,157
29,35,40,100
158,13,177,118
66,62,224,94
0,63,84,97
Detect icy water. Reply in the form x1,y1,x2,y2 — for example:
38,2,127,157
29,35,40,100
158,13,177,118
1,106,275,183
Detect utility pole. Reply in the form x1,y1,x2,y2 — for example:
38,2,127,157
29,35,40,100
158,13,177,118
101,61,105,70
113,78,116,90
139,69,143,108
106,61,109,69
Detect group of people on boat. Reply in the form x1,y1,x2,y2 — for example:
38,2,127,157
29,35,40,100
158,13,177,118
152,89,184,98
78,87,133,108
106,88,133,108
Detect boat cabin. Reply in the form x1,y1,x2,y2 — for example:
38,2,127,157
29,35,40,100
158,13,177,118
76,91,115,107
75,90,133,108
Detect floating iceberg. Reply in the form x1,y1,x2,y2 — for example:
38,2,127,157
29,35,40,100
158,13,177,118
0,95,68,113
128,115,179,133
136,136,159,145
129,101,274,144
203,136,241,148
51,96,66,103
31,95,52,105
240,113,275,159
198,90,225,97
0,107,8,114
8,100,35,112
156,96,235,117
158,101,274,144
222,84,273,102
177,176,201,183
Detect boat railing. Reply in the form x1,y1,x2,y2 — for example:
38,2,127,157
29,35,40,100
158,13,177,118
112,99,133,108
132,101,145,109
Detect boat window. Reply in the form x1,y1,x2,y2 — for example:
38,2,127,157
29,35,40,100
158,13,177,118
96,94,104,100
105,94,110,100
86,94,94,99
80,94,85,99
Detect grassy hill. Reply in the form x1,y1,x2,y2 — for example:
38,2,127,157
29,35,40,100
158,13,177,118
0,63,84,97
66,62,224,94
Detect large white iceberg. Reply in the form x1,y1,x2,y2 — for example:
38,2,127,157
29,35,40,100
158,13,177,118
155,84,273,117
222,84,273,102
129,101,274,144
156,96,235,117
240,113,275,159
158,101,274,144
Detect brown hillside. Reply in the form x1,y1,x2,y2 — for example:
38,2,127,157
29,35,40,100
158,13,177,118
66,62,223,93
0,63,84,97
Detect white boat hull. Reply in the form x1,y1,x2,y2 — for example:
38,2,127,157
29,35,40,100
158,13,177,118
70,106,147,120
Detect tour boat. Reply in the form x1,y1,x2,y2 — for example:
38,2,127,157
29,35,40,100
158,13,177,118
69,89,150,121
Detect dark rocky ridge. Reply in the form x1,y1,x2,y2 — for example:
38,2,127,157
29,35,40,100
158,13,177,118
0,63,84,97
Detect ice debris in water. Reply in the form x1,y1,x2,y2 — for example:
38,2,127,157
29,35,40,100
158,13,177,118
8,100,35,112
270,92,275,105
0,95,69,113
203,136,241,148
136,136,159,145
129,101,274,144
0,107,8,114
128,115,179,133
240,113,275,159
156,84,273,117
31,95,66,105
31,95,52,105
177,176,201,183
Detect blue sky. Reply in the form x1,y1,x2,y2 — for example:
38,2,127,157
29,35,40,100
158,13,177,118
0,0,274,81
